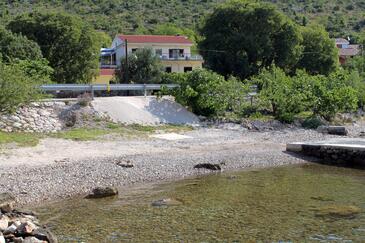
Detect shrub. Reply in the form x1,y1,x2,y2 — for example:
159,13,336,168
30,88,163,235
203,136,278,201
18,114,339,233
77,93,93,107
311,71,359,120
254,66,359,122
162,69,250,117
302,116,325,129
254,66,307,123
0,62,44,113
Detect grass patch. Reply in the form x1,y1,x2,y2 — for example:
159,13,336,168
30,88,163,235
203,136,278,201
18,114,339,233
0,132,41,147
52,128,110,141
0,124,195,145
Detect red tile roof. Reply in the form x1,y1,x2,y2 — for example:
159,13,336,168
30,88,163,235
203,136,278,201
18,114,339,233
100,69,116,76
118,34,193,44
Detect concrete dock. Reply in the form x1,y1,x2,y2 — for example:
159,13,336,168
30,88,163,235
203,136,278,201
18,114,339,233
287,138,365,165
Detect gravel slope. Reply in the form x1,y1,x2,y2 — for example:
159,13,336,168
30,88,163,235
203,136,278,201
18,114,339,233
0,125,363,207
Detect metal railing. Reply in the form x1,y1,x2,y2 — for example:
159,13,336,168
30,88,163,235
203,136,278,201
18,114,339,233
40,83,179,98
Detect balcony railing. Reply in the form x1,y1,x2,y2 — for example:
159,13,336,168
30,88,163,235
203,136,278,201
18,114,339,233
100,64,117,69
159,55,203,61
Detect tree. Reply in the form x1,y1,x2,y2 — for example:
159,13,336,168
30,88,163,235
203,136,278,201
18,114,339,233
117,48,163,83
8,12,101,84
296,25,339,75
199,0,303,79
0,27,43,63
0,62,45,113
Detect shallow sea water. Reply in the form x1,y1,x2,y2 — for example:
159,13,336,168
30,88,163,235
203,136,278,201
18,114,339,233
34,163,365,242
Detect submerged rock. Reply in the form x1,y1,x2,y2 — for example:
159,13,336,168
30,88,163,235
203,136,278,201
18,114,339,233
32,227,58,243
315,205,361,218
85,187,118,199
194,163,221,171
151,198,182,207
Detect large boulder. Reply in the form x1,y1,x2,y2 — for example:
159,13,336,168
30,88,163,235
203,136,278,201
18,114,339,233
85,187,118,199
0,193,15,213
194,163,222,171
317,126,348,136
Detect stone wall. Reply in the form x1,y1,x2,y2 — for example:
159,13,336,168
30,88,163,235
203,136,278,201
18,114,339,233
301,145,365,165
0,102,65,133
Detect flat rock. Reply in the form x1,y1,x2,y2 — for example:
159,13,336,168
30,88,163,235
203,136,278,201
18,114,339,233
0,233,5,243
23,237,45,243
194,163,222,171
85,187,118,199
0,193,16,213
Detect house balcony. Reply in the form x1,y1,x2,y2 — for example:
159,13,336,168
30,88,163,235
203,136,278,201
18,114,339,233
100,64,118,69
159,54,204,61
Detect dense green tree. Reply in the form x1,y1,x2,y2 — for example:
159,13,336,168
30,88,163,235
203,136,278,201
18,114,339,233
117,48,163,83
8,12,101,84
199,0,303,79
162,69,250,117
0,27,43,62
296,25,339,75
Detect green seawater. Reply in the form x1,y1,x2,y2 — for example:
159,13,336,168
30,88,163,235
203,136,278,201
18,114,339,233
34,164,365,242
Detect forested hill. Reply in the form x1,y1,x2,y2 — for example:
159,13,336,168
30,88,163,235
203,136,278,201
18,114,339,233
1,0,364,40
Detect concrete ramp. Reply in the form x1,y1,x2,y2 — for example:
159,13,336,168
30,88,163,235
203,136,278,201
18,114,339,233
92,96,200,125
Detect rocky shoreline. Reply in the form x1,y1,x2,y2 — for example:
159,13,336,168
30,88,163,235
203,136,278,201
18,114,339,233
0,193,57,243
2,122,365,207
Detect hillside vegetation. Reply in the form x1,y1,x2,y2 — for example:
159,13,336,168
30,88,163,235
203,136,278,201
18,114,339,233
1,0,364,41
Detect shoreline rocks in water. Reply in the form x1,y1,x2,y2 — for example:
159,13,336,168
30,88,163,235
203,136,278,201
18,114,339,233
85,187,118,199
0,194,57,243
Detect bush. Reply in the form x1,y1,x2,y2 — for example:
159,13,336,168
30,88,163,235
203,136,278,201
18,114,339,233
77,93,93,107
254,66,359,122
162,69,250,117
0,62,44,113
254,66,307,123
302,116,325,129
311,71,359,120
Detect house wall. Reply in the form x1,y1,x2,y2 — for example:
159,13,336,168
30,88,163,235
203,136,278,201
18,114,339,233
93,75,114,84
161,60,203,72
125,43,192,58
110,36,203,73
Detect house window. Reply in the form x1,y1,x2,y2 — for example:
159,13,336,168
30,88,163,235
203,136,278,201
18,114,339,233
184,67,193,73
155,49,162,56
131,48,138,53
165,67,172,73
169,49,184,59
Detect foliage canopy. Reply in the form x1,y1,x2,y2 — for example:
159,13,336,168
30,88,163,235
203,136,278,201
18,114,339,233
199,1,303,79
8,12,101,84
